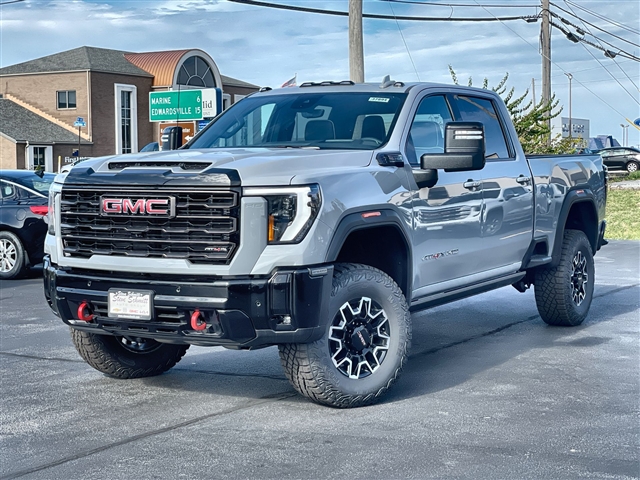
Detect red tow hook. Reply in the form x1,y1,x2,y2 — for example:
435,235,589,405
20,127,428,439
190,309,207,331
77,301,94,322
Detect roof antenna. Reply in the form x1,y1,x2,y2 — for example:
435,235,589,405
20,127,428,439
380,75,395,88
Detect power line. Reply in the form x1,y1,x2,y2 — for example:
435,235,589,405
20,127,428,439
227,0,538,22
550,19,640,62
562,1,639,97
385,0,539,7
551,58,635,77
388,1,421,80
471,0,631,120
564,0,640,37
549,3,640,50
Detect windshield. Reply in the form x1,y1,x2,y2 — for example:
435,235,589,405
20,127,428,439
188,92,407,151
14,173,55,194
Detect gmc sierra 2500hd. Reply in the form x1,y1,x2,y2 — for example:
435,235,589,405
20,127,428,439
44,79,607,408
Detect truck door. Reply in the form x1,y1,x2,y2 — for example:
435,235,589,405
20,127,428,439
404,94,486,295
452,94,534,272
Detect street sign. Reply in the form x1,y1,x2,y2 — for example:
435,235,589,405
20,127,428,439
149,90,203,122
201,88,223,118
73,117,86,127
634,118,640,127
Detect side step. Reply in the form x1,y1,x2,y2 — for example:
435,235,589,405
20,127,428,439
410,272,525,312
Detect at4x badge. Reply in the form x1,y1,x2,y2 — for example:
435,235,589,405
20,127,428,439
423,249,459,261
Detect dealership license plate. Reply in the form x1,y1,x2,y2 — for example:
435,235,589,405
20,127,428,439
108,289,153,320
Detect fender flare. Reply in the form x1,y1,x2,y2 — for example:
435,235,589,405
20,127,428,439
551,188,598,267
325,208,413,300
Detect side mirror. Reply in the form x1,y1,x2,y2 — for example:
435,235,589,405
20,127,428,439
420,122,486,172
161,126,183,151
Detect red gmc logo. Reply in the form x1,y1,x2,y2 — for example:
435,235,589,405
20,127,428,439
100,197,175,217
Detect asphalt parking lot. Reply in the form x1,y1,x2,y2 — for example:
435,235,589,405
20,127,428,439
1,240,638,480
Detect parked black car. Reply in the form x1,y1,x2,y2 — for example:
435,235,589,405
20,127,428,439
0,170,55,279
595,147,640,173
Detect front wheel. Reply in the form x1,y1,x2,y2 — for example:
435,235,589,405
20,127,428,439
278,264,411,408
534,229,595,326
626,161,639,174
71,330,189,378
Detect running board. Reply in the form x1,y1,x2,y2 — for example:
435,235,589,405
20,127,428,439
410,272,526,312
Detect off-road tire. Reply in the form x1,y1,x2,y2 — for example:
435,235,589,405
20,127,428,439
0,231,26,280
71,329,189,378
278,263,411,408
534,229,594,326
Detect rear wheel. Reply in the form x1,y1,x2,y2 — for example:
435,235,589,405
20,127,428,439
278,263,411,408
71,329,189,378
534,229,594,326
626,161,639,173
0,231,26,280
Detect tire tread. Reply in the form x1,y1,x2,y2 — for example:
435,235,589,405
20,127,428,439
71,329,189,379
534,229,594,326
278,263,411,408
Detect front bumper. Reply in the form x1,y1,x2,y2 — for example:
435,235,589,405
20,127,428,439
44,256,333,349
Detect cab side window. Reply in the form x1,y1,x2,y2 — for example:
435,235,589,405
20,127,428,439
406,95,453,166
0,181,16,200
454,95,511,159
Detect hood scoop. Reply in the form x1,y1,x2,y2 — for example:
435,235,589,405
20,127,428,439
108,160,212,171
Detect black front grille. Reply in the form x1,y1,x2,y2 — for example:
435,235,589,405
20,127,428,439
60,187,240,264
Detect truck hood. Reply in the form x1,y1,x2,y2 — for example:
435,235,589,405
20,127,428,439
62,148,374,187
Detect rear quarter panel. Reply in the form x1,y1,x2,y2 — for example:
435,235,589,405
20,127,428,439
527,154,606,255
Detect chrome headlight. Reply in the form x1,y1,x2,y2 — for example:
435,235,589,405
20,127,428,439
244,185,321,244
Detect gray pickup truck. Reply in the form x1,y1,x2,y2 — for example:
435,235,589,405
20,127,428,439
44,80,607,408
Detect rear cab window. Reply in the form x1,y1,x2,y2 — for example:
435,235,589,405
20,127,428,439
453,95,512,160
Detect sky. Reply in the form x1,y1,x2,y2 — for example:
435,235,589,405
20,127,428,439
1,0,639,146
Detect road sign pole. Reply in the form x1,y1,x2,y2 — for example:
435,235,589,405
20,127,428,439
78,126,81,158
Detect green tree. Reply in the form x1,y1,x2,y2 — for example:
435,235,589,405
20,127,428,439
449,66,582,154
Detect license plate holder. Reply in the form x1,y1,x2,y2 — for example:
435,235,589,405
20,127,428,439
108,289,153,320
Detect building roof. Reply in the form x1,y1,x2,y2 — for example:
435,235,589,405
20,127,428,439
0,46,152,77
221,74,259,89
0,99,91,144
124,50,190,87
1,46,259,89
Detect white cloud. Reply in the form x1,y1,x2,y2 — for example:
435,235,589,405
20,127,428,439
1,0,638,143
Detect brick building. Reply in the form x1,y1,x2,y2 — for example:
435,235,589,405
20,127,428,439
0,46,259,172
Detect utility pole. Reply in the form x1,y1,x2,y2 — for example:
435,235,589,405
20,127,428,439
531,78,536,106
565,72,572,138
349,0,364,83
541,0,551,138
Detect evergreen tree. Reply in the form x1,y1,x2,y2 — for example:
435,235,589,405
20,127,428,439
449,66,582,154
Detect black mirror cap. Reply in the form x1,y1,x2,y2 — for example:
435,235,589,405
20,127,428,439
161,126,183,151
420,122,486,172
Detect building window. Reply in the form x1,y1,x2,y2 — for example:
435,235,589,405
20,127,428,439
114,84,138,154
57,90,76,109
33,147,46,168
121,90,132,154
177,56,216,88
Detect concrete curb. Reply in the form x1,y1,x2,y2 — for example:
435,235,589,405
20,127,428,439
609,180,640,190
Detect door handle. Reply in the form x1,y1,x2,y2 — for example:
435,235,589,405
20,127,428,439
463,180,482,190
516,175,532,185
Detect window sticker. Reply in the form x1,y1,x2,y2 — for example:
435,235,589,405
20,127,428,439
368,97,390,103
